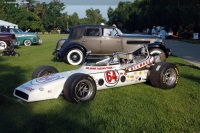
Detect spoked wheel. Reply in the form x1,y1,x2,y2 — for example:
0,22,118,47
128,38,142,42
32,65,59,79
163,68,177,86
63,73,96,102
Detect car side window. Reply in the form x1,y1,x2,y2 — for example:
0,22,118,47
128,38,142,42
10,29,15,34
103,28,113,36
85,28,100,36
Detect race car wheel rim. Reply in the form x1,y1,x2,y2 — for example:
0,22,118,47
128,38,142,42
75,79,93,101
163,68,177,86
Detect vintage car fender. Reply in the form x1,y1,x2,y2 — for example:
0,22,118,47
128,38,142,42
147,43,170,57
60,42,87,58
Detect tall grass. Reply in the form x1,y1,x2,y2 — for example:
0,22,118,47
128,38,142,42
0,34,199,133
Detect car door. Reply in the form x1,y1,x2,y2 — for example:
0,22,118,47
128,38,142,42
9,28,25,44
82,28,101,54
100,28,122,54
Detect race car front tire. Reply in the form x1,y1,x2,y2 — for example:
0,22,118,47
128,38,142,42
63,73,97,103
32,65,59,79
150,62,179,89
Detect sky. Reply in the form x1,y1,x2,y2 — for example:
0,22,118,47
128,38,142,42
16,0,134,20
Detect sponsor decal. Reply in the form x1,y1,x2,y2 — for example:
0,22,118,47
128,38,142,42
85,66,113,70
104,70,120,87
126,56,153,71
21,85,34,92
31,74,63,85
25,87,34,92
124,72,127,75
39,87,44,91
156,65,161,71
175,68,179,84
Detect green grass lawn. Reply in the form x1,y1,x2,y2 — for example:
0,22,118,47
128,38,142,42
0,34,199,133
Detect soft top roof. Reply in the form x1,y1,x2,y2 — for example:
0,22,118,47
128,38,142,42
71,24,113,29
69,24,113,39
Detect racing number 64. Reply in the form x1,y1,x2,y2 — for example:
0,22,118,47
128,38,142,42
105,70,119,83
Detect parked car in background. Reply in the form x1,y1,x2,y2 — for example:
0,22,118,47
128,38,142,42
179,31,193,39
53,24,171,65
0,32,19,50
60,28,70,34
6,28,42,46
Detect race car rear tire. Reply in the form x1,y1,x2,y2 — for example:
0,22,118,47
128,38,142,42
32,65,59,79
63,73,96,103
65,49,84,65
149,48,166,62
150,62,179,89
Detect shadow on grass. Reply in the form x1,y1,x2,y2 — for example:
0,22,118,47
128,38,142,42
175,62,200,85
1,100,105,133
0,57,105,133
176,62,200,70
24,103,101,133
0,60,29,103
51,57,64,62
181,73,200,85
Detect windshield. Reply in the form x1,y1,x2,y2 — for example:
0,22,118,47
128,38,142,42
84,56,112,66
10,29,19,33
17,29,24,33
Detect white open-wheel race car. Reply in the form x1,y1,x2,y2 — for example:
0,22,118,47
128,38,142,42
13,45,179,103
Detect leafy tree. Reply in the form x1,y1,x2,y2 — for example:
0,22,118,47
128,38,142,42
108,0,200,34
4,1,19,24
68,12,79,26
42,0,65,32
85,8,106,24
0,1,6,20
